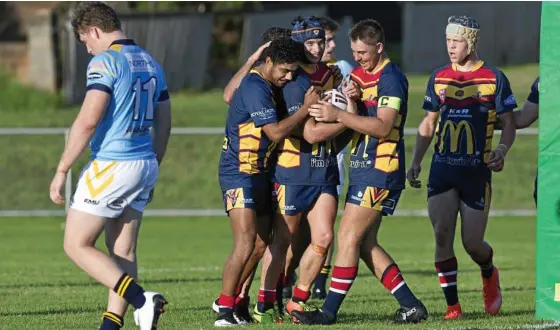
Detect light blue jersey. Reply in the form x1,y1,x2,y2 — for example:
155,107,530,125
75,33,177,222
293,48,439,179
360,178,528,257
327,59,355,92
86,39,169,161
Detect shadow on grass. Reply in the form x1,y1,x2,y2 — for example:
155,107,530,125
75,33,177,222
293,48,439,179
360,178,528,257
338,308,536,326
0,276,222,290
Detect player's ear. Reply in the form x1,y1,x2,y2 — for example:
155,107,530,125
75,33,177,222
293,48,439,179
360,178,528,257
265,56,273,66
376,42,384,55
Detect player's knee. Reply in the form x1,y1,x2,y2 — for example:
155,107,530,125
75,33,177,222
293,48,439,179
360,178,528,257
313,230,334,250
462,236,484,255
233,235,256,259
112,242,137,261
252,237,268,260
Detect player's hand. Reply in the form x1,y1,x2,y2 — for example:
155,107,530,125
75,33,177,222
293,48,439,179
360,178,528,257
487,148,505,172
304,86,321,107
249,41,272,63
342,80,360,101
330,65,343,88
49,171,67,205
309,100,339,123
407,163,422,188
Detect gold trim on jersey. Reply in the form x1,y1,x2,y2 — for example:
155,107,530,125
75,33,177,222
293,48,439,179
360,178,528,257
238,122,263,174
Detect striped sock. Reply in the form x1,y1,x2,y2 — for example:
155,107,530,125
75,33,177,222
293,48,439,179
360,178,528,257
322,266,358,316
113,273,145,309
257,288,276,312
100,311,123,330
435,257,459,306
381,263,418,308
218,294,235,313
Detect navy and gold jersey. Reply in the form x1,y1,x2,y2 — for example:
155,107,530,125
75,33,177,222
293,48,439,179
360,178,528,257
272,69,347,185
527,76,539,104
423,61,517,170
219,70,280,190
348,59,409,189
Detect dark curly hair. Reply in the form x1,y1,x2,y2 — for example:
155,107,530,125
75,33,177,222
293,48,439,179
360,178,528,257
349,19,385,46
263,37,304,65
260,27,292,45
70,2,121,41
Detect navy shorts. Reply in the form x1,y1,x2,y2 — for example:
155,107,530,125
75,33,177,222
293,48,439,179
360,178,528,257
220,174,272,217
273,183,338,216
428,170,491,211
345,185,402,216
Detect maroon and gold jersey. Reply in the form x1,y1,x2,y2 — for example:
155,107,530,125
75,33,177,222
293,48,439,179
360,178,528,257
422,61,517,170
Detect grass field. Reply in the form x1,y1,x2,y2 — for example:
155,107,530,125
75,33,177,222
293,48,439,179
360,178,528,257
0,216,549,329
0,64,539,212
0,64,547,329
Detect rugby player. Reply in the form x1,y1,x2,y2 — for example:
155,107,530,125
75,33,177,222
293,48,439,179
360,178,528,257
313,15,356,299
292,19,428,325
406,16,517,319
216,37,320,326
223,27,292,105
496,76,539,204
278,16,344,301
211,27,293,322
49,3,171,330
254,16,351,323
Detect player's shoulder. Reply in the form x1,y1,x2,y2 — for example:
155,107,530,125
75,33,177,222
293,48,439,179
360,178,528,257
430,64,453,79
240,71,272,94
380,61,407,82
477,62,509,81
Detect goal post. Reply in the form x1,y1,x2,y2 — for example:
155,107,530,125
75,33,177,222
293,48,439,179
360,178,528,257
536,1,560,321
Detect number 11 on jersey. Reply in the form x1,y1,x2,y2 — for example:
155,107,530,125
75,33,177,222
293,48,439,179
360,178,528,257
133,77,157,121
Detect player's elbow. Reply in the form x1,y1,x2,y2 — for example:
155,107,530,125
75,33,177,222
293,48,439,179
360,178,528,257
223,93,232,105
374,123,393,139
303,130,322,144
268,132,284,143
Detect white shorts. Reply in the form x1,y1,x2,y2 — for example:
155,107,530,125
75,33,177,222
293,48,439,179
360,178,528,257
70,159,159,218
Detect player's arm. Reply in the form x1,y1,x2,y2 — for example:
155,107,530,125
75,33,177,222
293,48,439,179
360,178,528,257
495,101,538,130
495,78,539,129
410,110,440,166
495,72,518,153
263,86,319,142
329,74,405,139
56,91,110,173
153,99,172,165
303,98,357,143
56,53,117,173
411,74,441,166
223,41,271,104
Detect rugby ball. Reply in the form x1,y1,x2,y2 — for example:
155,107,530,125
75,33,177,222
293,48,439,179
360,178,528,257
323,89,349,111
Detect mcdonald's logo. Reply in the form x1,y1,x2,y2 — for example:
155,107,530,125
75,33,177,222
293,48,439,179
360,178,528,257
438,120,475,155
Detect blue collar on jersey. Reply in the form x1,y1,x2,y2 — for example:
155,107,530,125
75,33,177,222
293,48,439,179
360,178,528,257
110,39,136,46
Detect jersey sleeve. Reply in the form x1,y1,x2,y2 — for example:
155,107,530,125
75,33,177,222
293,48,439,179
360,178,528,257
422,72,440,112
86,51,119,94
156,63,170,103
377,71,406,112
335,60,355,80
244,80,279,127
527,77,539,104
495,70,517,114
282,74,311,116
